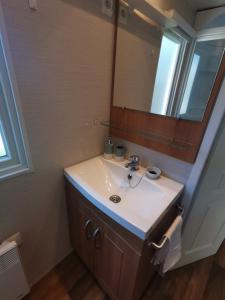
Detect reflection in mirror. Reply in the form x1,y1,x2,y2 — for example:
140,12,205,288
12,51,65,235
204,10,225,29
113,1,225,122
178,39,225,121
151,30,188,116
113,3,162,113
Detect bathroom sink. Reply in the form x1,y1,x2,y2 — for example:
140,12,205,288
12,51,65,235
64,156,184,239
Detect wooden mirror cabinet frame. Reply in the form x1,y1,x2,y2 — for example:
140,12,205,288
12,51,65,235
110,1,225,163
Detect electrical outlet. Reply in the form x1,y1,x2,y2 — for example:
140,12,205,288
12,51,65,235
101,0,114,17
28,0,38,10
119,5,129,25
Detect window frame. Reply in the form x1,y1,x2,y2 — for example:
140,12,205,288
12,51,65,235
0,4,33,181
171,38,197,118
0,120,8,160
164,28,190,116
151,28,191,117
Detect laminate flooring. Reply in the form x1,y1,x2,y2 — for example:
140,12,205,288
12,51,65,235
24,240,225,300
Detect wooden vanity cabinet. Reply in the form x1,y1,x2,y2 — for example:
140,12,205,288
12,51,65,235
93,213,141,300
65,179,178,300
66,192,94,270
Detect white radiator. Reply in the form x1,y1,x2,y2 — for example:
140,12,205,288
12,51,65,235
0,241,30,300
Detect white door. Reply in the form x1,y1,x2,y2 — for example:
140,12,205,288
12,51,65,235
178,115,225,267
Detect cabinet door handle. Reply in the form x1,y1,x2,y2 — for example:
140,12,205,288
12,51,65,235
92,228,101,249
84,219,93,240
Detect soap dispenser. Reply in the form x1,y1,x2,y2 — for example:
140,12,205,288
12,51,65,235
104,136,114,160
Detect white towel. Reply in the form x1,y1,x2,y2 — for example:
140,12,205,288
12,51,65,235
152,215,183,274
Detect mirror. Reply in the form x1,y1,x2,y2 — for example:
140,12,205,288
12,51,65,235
177,39,225,121
113,1,225,122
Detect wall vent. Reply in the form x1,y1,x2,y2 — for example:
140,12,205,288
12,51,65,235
0,241,30,300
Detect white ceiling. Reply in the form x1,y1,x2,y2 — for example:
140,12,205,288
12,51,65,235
187,0,225,10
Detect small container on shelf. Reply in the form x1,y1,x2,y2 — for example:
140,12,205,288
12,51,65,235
146,166,161,180
114,145,126,162
104,136,114,160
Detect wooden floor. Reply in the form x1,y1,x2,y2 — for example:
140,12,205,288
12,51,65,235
25,240,225,300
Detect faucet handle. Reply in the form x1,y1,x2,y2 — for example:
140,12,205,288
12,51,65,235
129,155,140,163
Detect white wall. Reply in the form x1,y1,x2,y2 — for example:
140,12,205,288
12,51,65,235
0,0,113,285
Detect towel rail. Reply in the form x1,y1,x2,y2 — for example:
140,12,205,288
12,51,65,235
150,235,168,250
149,204,184,250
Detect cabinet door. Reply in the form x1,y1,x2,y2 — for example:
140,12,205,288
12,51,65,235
66,184,94,270
93,223,124,298
92,216,140,300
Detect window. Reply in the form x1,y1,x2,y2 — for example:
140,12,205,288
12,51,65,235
151,29,188,116
179,53,200,117
0,127,6,158
0,9,32,180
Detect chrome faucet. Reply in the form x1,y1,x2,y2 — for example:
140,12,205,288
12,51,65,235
125,155,140,171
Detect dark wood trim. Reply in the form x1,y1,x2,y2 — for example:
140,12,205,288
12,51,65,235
110,12,225,163
110,0,119,109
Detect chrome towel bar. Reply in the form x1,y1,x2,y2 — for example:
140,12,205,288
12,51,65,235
149,204,184,250
150,235,168,250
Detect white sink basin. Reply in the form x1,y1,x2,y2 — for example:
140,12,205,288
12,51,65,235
64,156,184,239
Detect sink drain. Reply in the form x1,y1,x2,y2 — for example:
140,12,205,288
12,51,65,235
109,195,121,203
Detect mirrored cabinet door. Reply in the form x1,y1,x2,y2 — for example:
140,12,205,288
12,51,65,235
113,0,225,122
110,0,225,162
177,39,225,121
